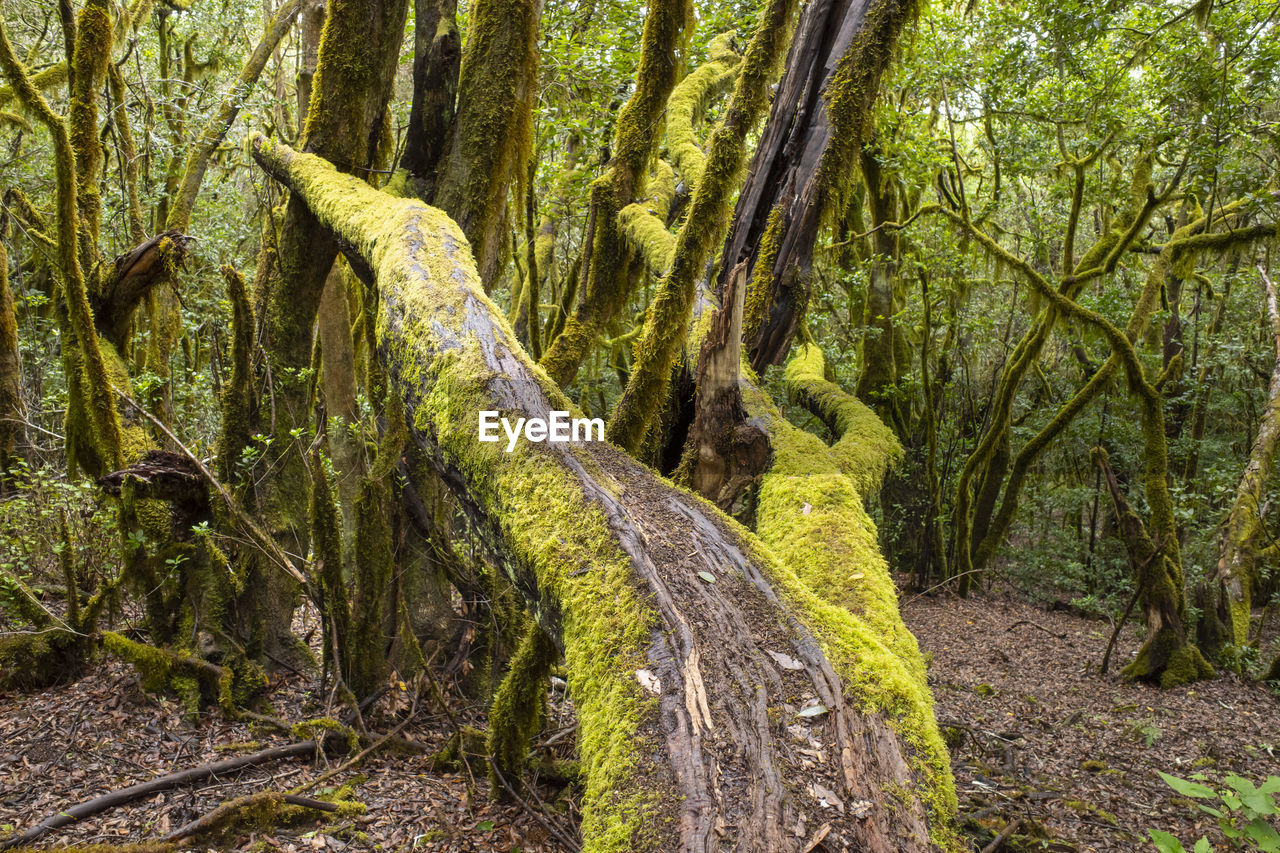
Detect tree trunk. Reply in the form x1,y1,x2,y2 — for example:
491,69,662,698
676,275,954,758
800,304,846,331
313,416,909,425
431,0,541,290
1205,266,1280,660
252,136,959,853
720,0,917,372
1093,448,1213,686
0,227,25,484
400,0,459,196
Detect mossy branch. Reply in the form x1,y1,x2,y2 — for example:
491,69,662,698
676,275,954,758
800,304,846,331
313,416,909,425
665,33,741,192
617,203,675,278
784,342,901,496
606,0,800,452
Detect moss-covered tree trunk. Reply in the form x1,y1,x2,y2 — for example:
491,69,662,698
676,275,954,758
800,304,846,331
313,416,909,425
253,136,959,853
1093,448,1213,686
0,226,24,485
249,0,410,664
536,0,689,387
430,0,539,289
1203,266,1280,662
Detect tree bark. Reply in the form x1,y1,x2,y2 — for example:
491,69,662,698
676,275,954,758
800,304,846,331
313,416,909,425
251,136,958,852
401,0,460,196
720,0,917,372
1205,266,1280,659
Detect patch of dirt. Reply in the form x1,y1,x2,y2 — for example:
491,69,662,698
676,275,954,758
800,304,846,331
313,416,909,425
903,591,1280,852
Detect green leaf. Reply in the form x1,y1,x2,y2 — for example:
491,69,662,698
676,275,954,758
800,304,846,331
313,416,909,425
1226,774,1258,796
1148,829,1186,853
1192,839,1210,853
1159,772,1216,799
1244,818,1280,852
476,820,495,832
697,571,716,583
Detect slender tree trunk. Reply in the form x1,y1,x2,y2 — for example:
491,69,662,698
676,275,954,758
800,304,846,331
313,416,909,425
1204,266,1280,661
0,227,25,484
1093,447,1213,685
401,0,459,196
431,0,541,290
252,0,410,663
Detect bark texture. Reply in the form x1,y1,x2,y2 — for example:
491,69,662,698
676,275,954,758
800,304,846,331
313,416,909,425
721,0,916,372
1205,266,1280,659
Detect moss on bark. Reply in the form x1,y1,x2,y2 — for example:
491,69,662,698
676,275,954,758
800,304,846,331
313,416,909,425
607,0,800,452
433,0,541,289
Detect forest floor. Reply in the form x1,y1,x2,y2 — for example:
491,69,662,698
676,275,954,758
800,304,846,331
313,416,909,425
904,591,1280,853
0,592,1276,852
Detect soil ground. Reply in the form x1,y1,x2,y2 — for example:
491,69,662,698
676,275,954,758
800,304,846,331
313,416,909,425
0,592,1276,852
903,591,1280,853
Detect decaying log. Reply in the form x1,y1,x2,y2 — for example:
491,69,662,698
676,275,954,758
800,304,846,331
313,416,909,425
164,791,340,843
93,230,195,348
251,135,958,852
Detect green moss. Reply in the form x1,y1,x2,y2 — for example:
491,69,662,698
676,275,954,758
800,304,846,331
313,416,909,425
291,716,361,754
486,618,558,789
743,204,782,342
617,204,675,278
0,628,84,690
432,0,539,287
102,631,246,713
784,343,901,494
665,32,741,192
1155,643,1215,689
178,786,365,845
742,370,958,851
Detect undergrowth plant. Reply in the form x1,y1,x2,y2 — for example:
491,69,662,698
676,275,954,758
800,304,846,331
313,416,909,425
1149,772,1280,853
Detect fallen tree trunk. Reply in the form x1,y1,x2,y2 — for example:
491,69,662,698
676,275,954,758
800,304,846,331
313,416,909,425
251,136,958,852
